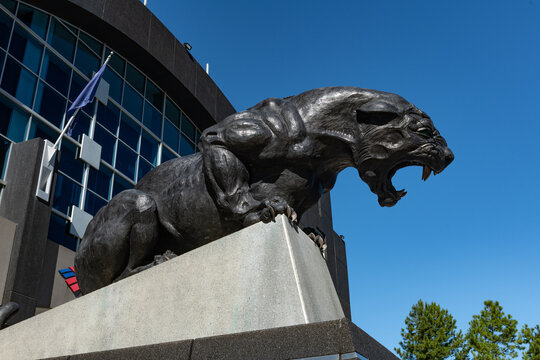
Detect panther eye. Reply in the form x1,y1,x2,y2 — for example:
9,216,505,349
417,128,432,138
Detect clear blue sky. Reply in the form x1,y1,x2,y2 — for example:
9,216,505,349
146,0,540,353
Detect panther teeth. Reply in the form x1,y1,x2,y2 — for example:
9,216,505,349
397,189,407,198
422,165,431,181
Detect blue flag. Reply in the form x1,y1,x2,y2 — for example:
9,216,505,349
65,61,108,136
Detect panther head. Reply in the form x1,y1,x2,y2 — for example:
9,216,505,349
295,87,454,207
353,91,454,207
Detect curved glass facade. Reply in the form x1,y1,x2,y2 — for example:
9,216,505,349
0,0,202,250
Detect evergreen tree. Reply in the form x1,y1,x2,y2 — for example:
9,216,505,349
519,325,540,360
396,299,464,360
466,300,519,360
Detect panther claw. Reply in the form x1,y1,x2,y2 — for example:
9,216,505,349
286,205,298,223
307,232,327,258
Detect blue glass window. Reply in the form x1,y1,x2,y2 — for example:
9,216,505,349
0,0,16,14
41,50,71,96
9,24,43,73
69,71,85,102
0,138,10,180
0,94,29,142
181,113,196,141
79,32,102,56
75,42,99,79
125,63,144,94
84,191,107,216
16,4,48,39
47,19,75,62
103,66,123,103
28,119,58,143
138,158,153,181
0,9,13,49
145,80,163,109
143,101,161,137
106,49,124,76
165,97,180,127
93,124,115,164
122,84,143,120
1,57,37,107
58,141,84,183
67,110,91,140
163,119,179,153
112,173,132,197
161,146,176,164
116,141,137,180
87,166,111,199
34,81,66,128
52,173,81,214
48,213,77,250
180,134,195,156
140,130,158,165
119,113,140,150
96,102,119,134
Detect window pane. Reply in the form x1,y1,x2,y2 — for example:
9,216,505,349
84,190,107,216
180,134,195,156
75,42,99,79
1,57,37,107
79,32,102,57
119,112,140,150
112,173,132,197
52,173,81,214
87,166,111,199
0,94,29,142
0,0,16,13
106,49,124,76
28,119,58,143
115,142,137,180
69,71,84,102
96,101,120,135
103,66,122,103
41,50,71,96
122,83,142,120
93,124,115,164
142,101,161,137
0,9,13,49
137,157,153,181
48,213,77,250
67,109,90,140
125,63,144,94
0,138,10,179
181,113,196,141
58,140,83,183
145,79,163,109
165,97,180,127
9,24,43,73
163,119,179,153
34,81,66,128
161,146,176,164
140,130,158,165
47,18,76,62
16,4,48,39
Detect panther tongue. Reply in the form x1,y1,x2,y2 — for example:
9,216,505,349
422,165,431,181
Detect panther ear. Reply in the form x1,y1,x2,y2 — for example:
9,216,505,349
356,101,399,126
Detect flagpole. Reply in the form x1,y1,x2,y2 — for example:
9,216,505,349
53,51,114,150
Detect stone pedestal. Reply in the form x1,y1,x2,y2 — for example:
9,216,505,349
0,215,345,359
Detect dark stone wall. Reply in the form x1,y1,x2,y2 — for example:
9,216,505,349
0,139,56,324
299,192,351,319
23,0,236,128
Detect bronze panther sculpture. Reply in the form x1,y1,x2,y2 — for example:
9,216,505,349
75,87,454,294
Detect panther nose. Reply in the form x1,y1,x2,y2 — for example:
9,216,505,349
444,148,454,167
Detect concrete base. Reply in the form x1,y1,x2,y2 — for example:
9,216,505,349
0,215,344,359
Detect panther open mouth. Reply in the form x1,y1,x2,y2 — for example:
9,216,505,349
378,159,439,207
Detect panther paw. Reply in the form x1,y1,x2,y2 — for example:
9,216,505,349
308,233,327,259
242,197,297,226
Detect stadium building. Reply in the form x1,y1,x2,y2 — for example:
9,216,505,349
0,0,350,325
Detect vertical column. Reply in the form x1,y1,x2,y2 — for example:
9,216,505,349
0,138,57,325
